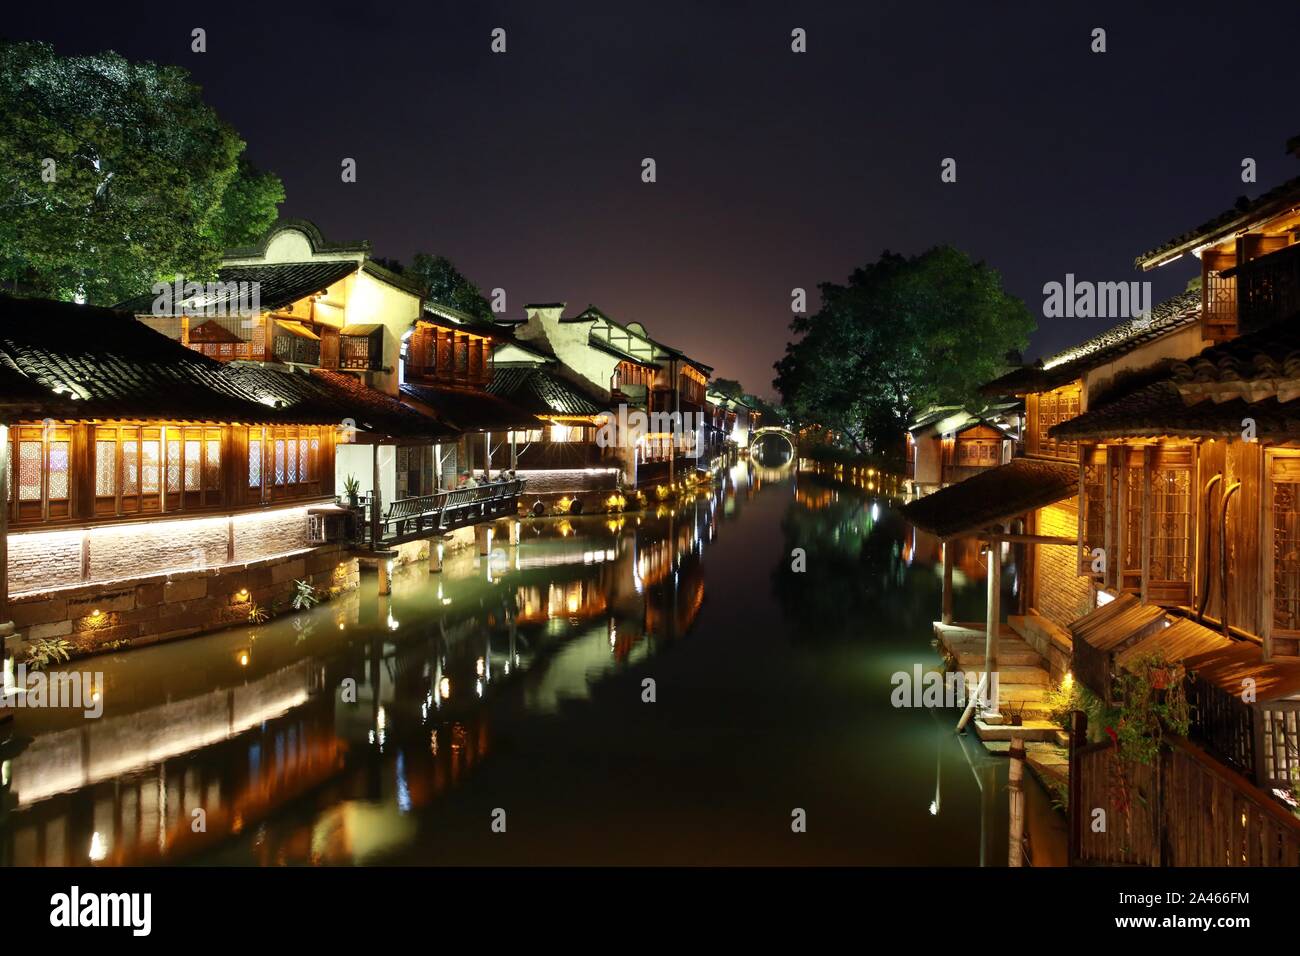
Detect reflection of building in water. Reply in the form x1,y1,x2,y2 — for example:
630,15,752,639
1,659,343,866
515,579,609,623
0,491,731,867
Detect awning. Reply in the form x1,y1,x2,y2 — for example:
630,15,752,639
1070,593,1236,699
899,457,1077,538
1184,643,1300,704
401,382,540,432
274,320,319,340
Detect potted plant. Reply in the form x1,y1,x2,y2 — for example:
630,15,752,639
343,474,360,508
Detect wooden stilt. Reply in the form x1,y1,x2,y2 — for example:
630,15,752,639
984,539,1001,716
941,540,954,626
1008,736,1026,867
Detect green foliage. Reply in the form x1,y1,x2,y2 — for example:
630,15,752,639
401,252,492,320
247,603,269,625
343,474,361,497
25,638,73,670
206,156,285,249
774,246,1034,455
291,580,320,611
0,40,283,304
1110,653,1190,767
710,378,745,400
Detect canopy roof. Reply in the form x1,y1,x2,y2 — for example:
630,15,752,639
898,457,1077,539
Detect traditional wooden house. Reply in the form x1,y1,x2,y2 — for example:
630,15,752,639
905,403,1021,494
482,335,622,512
902,290,1210,709
400,301,542,485
1052,320,1300,791
121,220,425,397
0,294,395,660
120,223,535,548
507,303,713,488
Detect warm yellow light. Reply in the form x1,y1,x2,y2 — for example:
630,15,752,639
235,588,250,602
476,657,485,677
439,676,451,699
1063,671,1074,691
237,651,250,667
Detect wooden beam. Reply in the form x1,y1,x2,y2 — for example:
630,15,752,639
976,532,1076,546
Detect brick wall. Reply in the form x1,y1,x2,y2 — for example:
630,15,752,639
8,506,313,596
8,543,358,658
1034,501,1092,630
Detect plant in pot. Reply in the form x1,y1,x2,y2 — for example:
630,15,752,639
343,475,361,508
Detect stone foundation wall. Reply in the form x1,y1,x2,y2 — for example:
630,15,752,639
8,544,358,659
8,504,318,597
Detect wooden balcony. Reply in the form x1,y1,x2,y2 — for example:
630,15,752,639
354,479,526,548
1229,241,1300,334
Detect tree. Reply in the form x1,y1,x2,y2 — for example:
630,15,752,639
402,252,492,319
207,157,286,250
709,378,745,400
0,41,283,304
774,246,1033,456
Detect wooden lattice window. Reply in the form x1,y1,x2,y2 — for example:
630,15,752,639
1148,452,1194,605
1036,386,1080,461
1274,479,1300,631
1080,455,1106,577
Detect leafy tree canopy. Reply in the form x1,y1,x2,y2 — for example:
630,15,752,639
774,246,1033,455
395,252,492,320
0,40,283,304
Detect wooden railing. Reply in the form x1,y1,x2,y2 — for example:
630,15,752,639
1234,241,1300,334
356,479,526,548
1071,723,1300,866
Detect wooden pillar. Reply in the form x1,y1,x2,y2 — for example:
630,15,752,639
378,558,391,596
429,537,444,574
0,424,12,698
371,444,382,547
475,524,492,556
1008,737,1026,867
984,535,1001,716
1068,709,1088,864
941,540,954,625
484,431,492,481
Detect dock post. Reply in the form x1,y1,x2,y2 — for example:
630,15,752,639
983,537,1001,717
378,558,392,596
476,524,492,556
1068,709,1087,864
430,538,444,574
941,540,954,626
1008,736,1026,867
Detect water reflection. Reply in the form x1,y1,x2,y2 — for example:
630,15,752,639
0,456,1063,866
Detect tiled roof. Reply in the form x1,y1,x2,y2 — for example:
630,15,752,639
423,301,500,334
1051,319,1300,440
1184,642,1300,704
898,457,1077,539
487,366,605,417
115,260,360,315
1135,175,1300,268
401,382,540,432
982,291,1201,396
0,294,313,423
219,364,455,440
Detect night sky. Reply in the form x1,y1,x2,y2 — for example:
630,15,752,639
7,1,1300,398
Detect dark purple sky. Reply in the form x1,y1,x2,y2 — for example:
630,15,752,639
8,1,1300,398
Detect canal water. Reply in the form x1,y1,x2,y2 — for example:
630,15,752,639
0,453,1066,866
